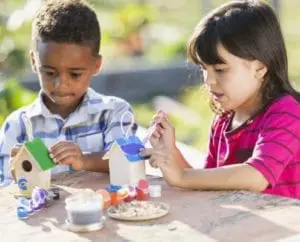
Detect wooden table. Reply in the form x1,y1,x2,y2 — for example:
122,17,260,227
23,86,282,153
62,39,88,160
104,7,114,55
1,171,300,242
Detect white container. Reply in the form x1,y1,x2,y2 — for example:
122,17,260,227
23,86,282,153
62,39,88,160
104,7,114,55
149,185,162,198
65,190,104,232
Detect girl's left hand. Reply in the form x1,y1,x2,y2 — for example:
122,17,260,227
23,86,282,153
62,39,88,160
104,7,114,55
49,141,85,171
140,147,184,187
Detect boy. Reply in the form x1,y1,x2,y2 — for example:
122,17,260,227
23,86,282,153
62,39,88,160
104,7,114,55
0,0,135,186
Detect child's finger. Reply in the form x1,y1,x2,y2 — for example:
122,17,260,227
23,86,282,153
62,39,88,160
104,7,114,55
10,144,22,157
50,140,75,152
158,116,173,131
149,158,159,168
152,130,161,139
139,148,154,158
50,147,78,162
50,142,78,155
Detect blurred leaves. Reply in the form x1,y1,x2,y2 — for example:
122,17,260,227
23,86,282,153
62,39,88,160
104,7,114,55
0,79,37,126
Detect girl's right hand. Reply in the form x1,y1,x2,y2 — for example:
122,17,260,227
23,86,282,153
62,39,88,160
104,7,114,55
150,111,176,150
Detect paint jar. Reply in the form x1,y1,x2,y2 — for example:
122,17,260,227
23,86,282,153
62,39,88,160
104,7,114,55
105,185,123,206
96,189,111,209
65,190,104,232
124,185,136,202
149,185,162,198
136,187,149,201
136,179,149,201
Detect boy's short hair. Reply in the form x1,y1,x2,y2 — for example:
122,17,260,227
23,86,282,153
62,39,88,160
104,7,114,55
32,0,100,56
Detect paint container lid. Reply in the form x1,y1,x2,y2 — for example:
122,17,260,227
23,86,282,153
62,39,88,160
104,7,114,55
149,185,162,198
138,179,149,190
105,184,122,193
17,207,28,220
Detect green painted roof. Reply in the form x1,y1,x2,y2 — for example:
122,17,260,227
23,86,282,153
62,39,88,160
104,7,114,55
24,138,56,171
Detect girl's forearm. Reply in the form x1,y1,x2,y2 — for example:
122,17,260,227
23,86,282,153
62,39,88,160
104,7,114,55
176,163,268,192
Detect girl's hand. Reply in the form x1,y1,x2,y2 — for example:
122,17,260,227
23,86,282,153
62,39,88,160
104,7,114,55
140,147,184,187
49,141,85,171
150,111,176,150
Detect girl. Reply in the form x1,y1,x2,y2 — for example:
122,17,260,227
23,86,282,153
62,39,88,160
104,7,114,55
140,0,300,199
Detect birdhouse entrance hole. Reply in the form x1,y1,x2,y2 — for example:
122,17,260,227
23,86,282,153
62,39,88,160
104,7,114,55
22,160,32,172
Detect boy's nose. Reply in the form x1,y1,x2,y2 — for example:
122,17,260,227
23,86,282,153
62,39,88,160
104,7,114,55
54,75,70,88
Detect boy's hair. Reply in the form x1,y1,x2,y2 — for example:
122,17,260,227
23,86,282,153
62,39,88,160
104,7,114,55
188,0,300,113
32,0,100,56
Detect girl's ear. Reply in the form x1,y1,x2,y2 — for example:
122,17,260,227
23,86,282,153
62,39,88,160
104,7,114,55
30,50,37,73
254,60,268,80
94,55,103,75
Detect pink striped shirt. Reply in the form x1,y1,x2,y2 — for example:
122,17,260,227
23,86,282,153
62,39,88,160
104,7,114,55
205,94,300,198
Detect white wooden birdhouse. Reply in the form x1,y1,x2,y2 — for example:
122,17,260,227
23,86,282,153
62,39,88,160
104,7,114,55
104,135,146,186
10,138,56,197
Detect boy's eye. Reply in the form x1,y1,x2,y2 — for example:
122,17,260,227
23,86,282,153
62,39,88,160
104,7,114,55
70,72,82,79
43,71,56,77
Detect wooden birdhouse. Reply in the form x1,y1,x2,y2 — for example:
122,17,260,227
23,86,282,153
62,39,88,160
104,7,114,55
104,135,146,186
10,138,56,197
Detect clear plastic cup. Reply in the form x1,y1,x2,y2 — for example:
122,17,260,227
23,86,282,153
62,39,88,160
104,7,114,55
65,190,103,226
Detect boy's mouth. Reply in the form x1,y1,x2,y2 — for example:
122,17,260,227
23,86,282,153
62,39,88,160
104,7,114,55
52,92,74,97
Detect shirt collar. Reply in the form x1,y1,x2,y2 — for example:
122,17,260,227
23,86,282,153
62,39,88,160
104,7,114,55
25,88,114,123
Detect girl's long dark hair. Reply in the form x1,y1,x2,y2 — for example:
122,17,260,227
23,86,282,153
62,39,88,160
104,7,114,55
188,0,300,113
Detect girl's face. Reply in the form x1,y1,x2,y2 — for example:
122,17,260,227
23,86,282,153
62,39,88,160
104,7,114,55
202,44,266,115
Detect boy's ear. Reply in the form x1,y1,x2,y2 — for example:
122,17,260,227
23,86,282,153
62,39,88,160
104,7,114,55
29,50,37,73
94,54,103,75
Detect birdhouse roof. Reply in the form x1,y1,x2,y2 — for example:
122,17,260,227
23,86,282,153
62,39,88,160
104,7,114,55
105,135,145,162
24,138,56,171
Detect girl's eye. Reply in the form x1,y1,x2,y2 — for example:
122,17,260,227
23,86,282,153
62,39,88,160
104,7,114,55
214,68,227,73
70,73,82,79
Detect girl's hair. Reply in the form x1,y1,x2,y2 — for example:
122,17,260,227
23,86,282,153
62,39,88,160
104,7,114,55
188,0,300,113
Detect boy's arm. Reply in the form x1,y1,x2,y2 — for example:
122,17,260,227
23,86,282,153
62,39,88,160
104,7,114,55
0,112,24,186
81,152,109,172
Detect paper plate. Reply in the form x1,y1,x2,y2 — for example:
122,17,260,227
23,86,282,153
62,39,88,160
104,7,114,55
107,201,169,221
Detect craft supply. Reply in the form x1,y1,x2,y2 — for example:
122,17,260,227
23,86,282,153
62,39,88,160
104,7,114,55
65,190,104,232
96,189,111,209
48,187,60,201
17,207,28,220
142,122,157,144
124,185,136,202
31,187,48,210
136,187,149,201
136,179,149,201
149,185,162,198
107,201,170,221
105,185,123,206
105,111,146,186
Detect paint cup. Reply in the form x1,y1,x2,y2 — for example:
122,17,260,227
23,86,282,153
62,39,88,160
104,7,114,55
65,190,103,228
149,185,162,198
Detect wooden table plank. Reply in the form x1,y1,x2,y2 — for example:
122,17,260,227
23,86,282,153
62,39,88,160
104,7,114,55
1,171,300,242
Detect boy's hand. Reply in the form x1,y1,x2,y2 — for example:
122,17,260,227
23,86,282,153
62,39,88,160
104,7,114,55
140,146,184,187
49,141,85,171
10,144,22,158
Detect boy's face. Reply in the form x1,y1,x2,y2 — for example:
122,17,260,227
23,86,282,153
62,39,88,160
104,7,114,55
30,41,102,112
